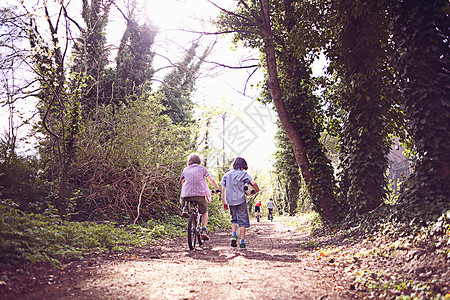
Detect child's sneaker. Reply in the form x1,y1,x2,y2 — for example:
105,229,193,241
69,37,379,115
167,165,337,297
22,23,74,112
230,235,238,247
201,228,209,240
181,206,189,218
239,242,246,250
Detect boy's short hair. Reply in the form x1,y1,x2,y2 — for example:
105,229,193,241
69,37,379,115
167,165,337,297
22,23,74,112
188,154,201,165
233,157,248,170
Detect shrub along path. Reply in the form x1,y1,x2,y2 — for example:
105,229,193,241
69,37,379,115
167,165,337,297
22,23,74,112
1,217,448,299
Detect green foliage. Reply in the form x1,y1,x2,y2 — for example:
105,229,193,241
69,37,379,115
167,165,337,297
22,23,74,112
217,0,341,223
0,151,50,213
0,195,230,267
280,212,322,236
274,122,301,215
306,204,449,298
390,0,450,218
207,193,232,230
0,203,149,267
158,42,209,124
71,95,193,222
354,270,447,300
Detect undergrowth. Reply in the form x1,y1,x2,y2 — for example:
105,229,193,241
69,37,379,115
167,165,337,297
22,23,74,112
280,207,450,300
0,199,229,268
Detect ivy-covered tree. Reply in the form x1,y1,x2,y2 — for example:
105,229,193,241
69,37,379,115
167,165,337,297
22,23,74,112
28,4,83,217
217,0,341,223
274,122,301,216
72,1,157,110
71,0,112,113
158,42,211,124
390,0,450,218
274,0,340,220
111,18,156,104
325,0,393,216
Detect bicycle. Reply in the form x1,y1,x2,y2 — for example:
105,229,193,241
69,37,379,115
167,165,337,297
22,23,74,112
187,201,204,250
255,212,261,222
186,190,220,250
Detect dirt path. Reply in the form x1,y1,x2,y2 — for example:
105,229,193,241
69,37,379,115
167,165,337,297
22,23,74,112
13,219,355,299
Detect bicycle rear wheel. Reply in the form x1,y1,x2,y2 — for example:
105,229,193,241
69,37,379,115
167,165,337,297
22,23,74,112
187,213,197,250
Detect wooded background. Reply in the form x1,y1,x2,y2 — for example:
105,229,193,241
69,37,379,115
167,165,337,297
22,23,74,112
1,0,448,228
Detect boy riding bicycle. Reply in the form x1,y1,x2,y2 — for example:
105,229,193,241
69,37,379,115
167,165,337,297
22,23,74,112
255,201,262,219
267,198,275,220
180,154,220,240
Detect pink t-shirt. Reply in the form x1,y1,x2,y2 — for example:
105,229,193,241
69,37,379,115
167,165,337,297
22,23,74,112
180,164,212,202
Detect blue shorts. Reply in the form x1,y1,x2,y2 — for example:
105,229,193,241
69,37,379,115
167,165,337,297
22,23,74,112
229,201,250,228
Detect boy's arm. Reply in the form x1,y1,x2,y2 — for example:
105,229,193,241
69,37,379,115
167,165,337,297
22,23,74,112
179,178,185,205
222,186,229,210
250,180,260,193
206,176,220,192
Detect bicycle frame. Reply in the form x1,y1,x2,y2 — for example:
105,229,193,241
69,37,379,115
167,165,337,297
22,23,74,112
187,202,203,250
186,191,219,250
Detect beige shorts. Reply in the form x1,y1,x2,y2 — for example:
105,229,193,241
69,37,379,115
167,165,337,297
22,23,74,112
182,196,208,214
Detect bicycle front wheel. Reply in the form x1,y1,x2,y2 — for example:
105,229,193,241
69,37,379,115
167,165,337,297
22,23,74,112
187,213,197,250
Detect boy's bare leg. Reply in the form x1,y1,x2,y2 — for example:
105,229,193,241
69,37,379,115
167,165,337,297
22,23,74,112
231,224,246,240
239,227,246,241
232,223,238,233
201,212,208,228
181,201,190,218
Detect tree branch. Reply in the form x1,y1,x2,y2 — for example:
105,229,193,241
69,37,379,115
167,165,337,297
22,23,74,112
206,0,255,24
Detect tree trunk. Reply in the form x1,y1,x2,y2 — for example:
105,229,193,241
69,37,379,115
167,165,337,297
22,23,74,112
288,175,299,216
259,0,335,223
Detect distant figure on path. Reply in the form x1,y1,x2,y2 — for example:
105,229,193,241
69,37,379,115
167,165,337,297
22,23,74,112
267,198,275,220
255,200,262,219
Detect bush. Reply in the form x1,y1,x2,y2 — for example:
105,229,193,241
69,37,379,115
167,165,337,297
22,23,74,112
71,96,194,222
0,154,51,214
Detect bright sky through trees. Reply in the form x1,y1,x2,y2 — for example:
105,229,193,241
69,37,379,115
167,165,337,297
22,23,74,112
143,0,278,172
1,0,327,172
142,0,327,172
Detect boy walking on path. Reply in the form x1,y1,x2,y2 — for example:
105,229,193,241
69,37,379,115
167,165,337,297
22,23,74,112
221,157,259,250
